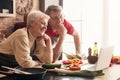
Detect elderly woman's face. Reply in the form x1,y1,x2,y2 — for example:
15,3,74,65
32,18,48,37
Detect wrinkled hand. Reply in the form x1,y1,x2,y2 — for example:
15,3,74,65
34,61,42,67
55,24,67,37
42,34,51,41
36,34,50,42
36,34,51,50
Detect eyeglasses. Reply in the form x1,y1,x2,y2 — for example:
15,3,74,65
50,15,64,21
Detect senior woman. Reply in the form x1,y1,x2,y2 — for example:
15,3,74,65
0,10,53,68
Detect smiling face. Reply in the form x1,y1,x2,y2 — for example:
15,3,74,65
27,11,49,38
49,11,64,28
28,17,48,38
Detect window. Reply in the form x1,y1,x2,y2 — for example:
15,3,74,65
62,0,103,57
108,0,120,56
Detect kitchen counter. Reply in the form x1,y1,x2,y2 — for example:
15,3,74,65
0,64,120,80
94,64,120,80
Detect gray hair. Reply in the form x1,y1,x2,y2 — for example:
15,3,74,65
45,5,63,15
27,10,50,27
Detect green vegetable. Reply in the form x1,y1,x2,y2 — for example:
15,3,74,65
76,55,82,60
73,70,104,77
63,52,82,60
42,64,61,69
54,68,104,77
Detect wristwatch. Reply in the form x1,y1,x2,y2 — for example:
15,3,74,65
16,0,33,15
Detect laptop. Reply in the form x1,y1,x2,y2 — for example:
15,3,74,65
81,46,114,71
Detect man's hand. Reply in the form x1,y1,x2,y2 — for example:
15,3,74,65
55,24,67,37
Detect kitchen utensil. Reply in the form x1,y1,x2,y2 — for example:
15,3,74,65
0,66,47,80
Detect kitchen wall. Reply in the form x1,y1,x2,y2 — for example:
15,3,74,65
44,0,59,10
0,0,39,37
0,0,60,38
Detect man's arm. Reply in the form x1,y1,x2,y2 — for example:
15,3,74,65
52,24,67,62
72,30,81,54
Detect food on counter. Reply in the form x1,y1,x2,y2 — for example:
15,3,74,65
42,63,61,69
62,58,83,71
62,58,83,65
109,62,113,67
53,68,104,77
111,56,120,64
63,60,72,64
111,57,118,63
72,58,83,64
109,56,120,67
116,61,120,64
69,63,81,70
63,52,82,59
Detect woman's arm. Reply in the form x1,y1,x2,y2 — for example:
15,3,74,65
35,34,53,63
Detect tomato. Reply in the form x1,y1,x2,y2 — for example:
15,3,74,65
63,60,72,64
109,63,113,67
113,56,120,61
69,64,81,70
116,61,120,64
111,57,118,63
79,60,83,64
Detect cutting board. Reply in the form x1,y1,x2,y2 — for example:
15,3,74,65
47,68,104,77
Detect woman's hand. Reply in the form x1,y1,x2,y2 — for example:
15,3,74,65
37,34,50,41
34,61,40,66
42,34,51,42
35,34,53,64
36,34,51,46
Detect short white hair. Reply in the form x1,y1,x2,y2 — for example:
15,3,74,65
27,10,50,27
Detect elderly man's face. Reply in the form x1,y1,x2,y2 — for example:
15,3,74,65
49,11,64,27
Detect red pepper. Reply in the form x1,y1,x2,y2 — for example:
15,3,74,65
72,58,83,64
79,60,83,64
69,64,81,70
109,63,113,67
111,57,118,63
116,61,120,64
63,60,72,64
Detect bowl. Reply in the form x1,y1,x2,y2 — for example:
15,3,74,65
87,56,98,64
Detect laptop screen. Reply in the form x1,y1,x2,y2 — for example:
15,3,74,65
96,46,114,70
